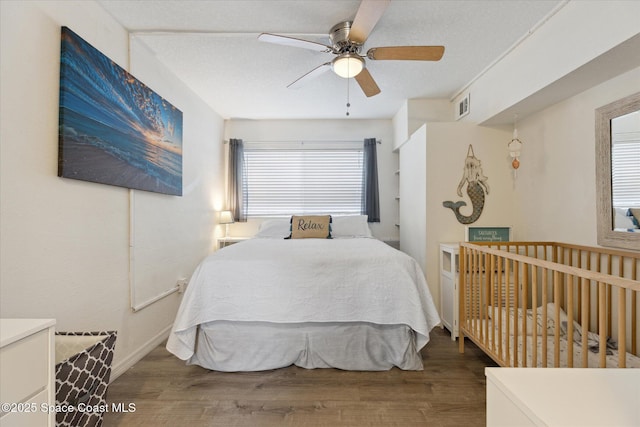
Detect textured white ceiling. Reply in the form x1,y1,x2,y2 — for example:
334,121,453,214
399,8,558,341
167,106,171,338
97,0,563,120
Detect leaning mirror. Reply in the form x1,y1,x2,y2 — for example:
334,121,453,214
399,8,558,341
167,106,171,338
595,92,640,251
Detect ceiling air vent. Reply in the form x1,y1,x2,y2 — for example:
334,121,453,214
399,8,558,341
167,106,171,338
455,93,470,120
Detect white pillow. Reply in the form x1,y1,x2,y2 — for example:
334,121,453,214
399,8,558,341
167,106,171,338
331,215,373,238
254,219,290,238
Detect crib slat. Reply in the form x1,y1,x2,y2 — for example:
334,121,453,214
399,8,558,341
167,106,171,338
522,263,528,366
576,250,582,320
581,277,589,368
599,282,607,368
475,250,481,339
471,250,477,338
567,274,574,368
499,257,504,353
542,266,548,367
618,288,626,368
633,290,637,356
508,256,513,365
607,284,613,338
459,246,466,355
607,256,613,338
496,254,504,356
491,256,496,356
585,252,592,364
532,266,538,368
554,271,561,367
632,261,637,356
470,249,475,337
513,260,520,367
483,252,490,348
479,251,484,342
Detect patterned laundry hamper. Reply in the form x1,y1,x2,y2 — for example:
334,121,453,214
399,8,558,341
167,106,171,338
55,331,117,427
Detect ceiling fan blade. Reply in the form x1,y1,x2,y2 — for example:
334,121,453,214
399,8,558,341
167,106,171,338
258,33,332,52
367,46,445,61
354,68,381,97
287,62,332,89
350,0,391,45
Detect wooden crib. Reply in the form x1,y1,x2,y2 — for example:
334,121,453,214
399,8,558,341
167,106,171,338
458,242,640,368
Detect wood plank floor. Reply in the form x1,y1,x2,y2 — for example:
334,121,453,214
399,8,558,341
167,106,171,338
104,328,497,426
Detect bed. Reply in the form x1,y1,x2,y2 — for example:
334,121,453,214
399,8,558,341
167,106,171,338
458,241,640,368
166,215,440,372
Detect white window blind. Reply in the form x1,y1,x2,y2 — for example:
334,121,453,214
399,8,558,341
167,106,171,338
612,137,640,208
243,143,364,216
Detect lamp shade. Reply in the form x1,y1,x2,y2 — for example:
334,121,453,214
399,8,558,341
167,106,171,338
332,54,364,78
219,210,234,224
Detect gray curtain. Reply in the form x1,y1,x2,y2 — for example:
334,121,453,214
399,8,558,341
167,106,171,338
228,138,246,222
362,138,380,222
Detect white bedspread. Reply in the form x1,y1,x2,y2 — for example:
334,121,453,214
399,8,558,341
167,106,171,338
167,238,440,361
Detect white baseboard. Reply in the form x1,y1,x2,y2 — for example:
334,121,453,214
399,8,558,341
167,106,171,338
109,324,173,382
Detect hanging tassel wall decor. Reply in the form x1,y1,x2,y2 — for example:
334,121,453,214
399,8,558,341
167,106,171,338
508,116,523,179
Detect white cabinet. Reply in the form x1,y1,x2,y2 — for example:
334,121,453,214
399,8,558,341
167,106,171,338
440,242,459,340
0,318,56,427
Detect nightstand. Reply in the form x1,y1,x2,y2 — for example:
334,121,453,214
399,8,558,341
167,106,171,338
384,240,400,249
218,236,249,249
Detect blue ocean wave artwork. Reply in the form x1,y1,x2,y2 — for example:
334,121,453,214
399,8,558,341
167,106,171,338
58,27,183,196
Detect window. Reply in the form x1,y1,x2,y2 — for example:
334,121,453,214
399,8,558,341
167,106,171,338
611,110,640,208
612,138,640,208
243,142,364,217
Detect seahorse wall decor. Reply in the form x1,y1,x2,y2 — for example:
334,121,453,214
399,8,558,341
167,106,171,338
443,144,490,224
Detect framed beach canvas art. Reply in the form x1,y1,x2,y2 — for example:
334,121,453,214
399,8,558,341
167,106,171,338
58,27,183,196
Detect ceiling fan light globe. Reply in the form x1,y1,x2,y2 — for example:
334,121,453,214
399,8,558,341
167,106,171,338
332,54,364,78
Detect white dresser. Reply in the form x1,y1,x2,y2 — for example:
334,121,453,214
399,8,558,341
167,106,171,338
439,242,459,340
0,318,56,427
486,367,640,426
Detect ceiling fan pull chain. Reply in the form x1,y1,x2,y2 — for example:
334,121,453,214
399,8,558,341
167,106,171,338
346,69,351,116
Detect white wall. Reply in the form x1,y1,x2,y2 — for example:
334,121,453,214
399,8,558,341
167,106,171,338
455,0,640,125
512,67,640,246
426,123,513,306
397,122,512,306
392,101,410,150
392,99,453,151
407,99,453,136
224,119,399,241
0,0,225,378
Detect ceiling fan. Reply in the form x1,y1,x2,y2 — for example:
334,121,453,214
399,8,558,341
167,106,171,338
258,0,444,97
